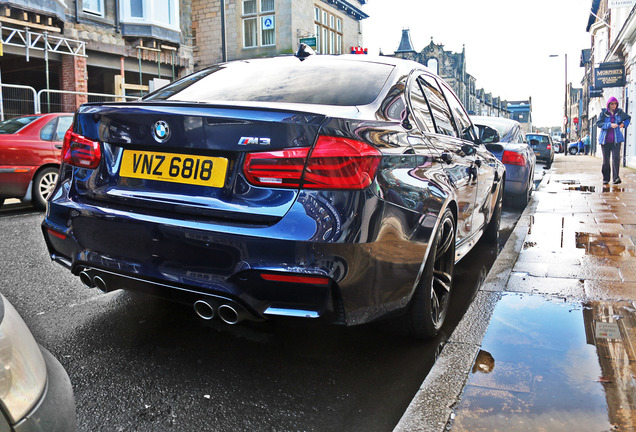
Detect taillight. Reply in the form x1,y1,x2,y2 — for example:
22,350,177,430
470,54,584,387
547,144,552,149
260,273,330,285
243,147,309,188
502,150,526,166
61,129,101,169
243,136,381,190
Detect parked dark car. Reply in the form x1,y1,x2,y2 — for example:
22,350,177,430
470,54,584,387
0,294,76,431
472,116,536,208
0,113,73,209
42,52,505,339
526,132,555,166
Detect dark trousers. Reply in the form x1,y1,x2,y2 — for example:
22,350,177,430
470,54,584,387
601,142,621,182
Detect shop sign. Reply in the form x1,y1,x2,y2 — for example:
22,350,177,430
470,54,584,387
595,62,626,88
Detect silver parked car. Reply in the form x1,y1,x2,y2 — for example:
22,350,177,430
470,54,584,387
0,294,76,431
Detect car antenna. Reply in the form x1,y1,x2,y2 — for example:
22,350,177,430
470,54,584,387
295,43,315,61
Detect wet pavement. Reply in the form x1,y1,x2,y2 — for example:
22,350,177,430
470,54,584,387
396,154,636,432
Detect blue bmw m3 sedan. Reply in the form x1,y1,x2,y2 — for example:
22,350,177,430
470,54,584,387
42,50,505,339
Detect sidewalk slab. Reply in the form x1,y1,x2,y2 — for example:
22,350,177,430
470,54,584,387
395,154,636,432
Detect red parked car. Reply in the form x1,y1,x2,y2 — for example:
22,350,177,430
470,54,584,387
0,113,73,209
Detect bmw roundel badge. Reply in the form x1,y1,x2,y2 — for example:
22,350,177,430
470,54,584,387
152,120,170,143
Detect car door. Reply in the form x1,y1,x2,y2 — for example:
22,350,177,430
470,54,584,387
438,82,497,234
414,74,478,250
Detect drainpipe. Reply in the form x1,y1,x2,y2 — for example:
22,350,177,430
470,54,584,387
75,0,79,23
221,0,226,62
114,0,120,33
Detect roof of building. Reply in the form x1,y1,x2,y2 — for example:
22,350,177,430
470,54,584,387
320,0,369,20
395,29,416,53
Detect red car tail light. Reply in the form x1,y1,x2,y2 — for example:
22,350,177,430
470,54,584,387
243,136,381,190
303,136,382,189
243,147,310,188
260,273,330,285
546,144,552,149
61,130,101,169
502,150,526,166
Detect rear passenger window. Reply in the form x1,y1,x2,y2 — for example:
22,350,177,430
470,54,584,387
54,116,73,141
40,119,56,141
417,77,457,137
409,79,435,133
438,82,477,142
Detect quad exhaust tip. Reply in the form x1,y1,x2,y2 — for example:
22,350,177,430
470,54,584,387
193,300,215,320
218,304,240,325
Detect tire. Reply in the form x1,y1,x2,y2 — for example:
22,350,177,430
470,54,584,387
569,146,578,155
403,209,456,339
484,186,503,244
512,180,531,210
0,198,4,208
32,167,59,210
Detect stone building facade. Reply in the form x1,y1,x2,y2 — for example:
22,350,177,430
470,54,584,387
191,0,367,69
392,29,511,119
0,0,194,115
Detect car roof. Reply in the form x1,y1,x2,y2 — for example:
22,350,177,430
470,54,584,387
471,115,522,128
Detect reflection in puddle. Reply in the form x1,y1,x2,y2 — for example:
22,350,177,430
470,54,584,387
602,185,627,192
567,185,596,192
450,294,636,431
575,232,636,257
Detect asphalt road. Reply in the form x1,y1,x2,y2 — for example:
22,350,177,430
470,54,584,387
0,199,522,432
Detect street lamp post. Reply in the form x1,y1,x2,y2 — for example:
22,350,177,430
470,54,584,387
551,53,569,156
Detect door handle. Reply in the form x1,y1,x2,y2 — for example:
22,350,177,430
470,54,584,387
55,144,63,149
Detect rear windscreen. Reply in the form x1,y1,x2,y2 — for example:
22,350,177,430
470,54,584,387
0,116,39,134
144,57,394,107
527,135,549,143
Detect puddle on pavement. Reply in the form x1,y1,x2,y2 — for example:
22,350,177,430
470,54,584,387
576,232,636,257
450,294,636,432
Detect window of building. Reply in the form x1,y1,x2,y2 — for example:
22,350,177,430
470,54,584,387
261,15,275,46
242,0,275,48
243,0,257,15
261,0,274,12
244,17,258,48
83,0,104,16
121,0,179,30
314,5,342,54
427,59,438,75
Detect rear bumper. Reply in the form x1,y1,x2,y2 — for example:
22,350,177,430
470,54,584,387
42,192,435,326
0,167,34,199
502,164,530,196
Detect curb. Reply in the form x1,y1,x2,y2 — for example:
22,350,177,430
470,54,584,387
392,172,548,432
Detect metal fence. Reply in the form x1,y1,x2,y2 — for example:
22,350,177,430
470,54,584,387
0,85,138,120
37,89,138,114
0,84,38,120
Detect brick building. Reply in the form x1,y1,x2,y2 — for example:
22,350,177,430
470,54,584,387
0,0,193,115
191,0,367,69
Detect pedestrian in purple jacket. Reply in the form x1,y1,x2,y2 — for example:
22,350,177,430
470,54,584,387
597,96,631,185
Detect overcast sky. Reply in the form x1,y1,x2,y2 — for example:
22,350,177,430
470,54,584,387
360,0,594,127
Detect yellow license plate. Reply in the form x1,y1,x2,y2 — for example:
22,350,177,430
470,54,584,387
120,150,228,188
